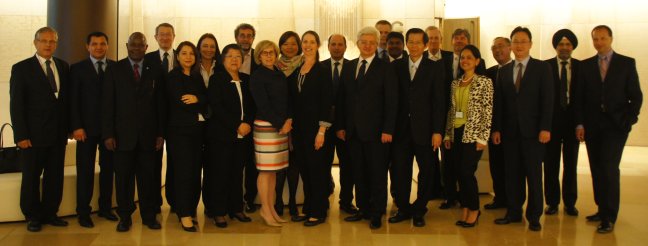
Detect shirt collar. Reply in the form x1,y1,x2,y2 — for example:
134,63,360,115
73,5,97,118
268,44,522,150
598,49,614,61
557,57,571,66
514,56,531,67
409,56,422,68
35,53,52,65
159,48,173,59
90,56,107,65
331,58,344,65
498,59,512,68
359,54,376,64
128,57,143,68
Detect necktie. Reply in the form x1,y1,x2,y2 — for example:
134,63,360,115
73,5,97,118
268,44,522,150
356,60,367,81
333,61,340,92
133,63,141,81
599,56,608,81
381,50,388,61
45,59,57,92
97,61,105,82
162,52,169,72
410,64,417,81
560,61,568,108
515,63,523,93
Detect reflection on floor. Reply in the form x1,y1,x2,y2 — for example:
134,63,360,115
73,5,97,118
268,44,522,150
1,145,647,245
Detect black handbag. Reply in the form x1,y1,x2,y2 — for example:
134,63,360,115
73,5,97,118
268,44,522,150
0,123,21,174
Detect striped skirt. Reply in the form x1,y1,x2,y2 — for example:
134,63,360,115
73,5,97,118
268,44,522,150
253,120,289,171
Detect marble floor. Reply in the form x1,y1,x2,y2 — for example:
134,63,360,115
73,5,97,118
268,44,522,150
1,145,647,245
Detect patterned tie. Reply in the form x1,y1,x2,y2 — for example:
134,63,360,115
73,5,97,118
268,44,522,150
599,56,608,81
515,63,523,93
162,52,170,72
133,63,141,81
410,64,417,81
356,60,367,81
97,61,105,82
333,61,340,92
45,59,57,92
560,61,568,108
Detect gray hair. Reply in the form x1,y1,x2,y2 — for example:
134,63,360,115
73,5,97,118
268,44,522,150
357,26,379,42
34,26,58,41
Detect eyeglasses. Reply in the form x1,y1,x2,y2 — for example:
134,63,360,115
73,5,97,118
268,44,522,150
260,51,275,57
358,40,377,46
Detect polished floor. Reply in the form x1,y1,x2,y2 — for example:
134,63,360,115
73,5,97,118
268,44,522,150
1,145,647,245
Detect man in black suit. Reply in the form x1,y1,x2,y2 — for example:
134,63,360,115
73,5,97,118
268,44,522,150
70,32,119,228
575,25,643,233
375,20,392,62
234,23,260,213
10,27,70,232
492,27,554,231
386,32,408,62
338,26,398,229
388,28,445,227
144,23,174,213
483,37,512,210
543,29,581,217
103,32,165,232
321,34,358,215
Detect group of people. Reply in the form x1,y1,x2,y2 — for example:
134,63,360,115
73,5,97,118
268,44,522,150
9,19,641,235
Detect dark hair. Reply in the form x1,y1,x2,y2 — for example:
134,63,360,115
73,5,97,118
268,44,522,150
196,33,221,63
387,31,404,43
405,28,429,45
592,25,613,37
155,23,175,35
375,20,392,28
302,30,321,61
174,41,198,71
493,37,511,46
278,31,302,57
510,26,532,41
452,28,471,42
460,45,485,75
327,34,347,45
222,43,244,63
235,23,256,38
86,31,109,44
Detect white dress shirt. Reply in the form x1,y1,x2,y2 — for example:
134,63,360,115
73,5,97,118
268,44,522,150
36,54,60,98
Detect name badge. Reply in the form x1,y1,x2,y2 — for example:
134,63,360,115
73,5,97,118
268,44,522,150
456,111,464,119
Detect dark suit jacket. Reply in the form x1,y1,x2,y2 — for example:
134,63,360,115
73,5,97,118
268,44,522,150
430,49,455,130
493,57,554,139
165,68,207,127
287,62,333,138
247,48,260,74
336,57,398,142
575,52,643,135
392,56,445,145
321,58,349,123
145,49,175,73
69,58,116,137
207,71,255,143
485,65,499,84
102,57,166,151
10,55,70,146
546,57,580,131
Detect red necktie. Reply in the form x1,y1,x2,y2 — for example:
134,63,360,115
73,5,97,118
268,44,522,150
133,63,140,81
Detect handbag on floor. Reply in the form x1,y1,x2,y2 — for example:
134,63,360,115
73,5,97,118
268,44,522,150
0,123,21,174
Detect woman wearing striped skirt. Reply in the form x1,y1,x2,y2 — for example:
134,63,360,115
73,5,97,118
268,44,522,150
249,40,292,227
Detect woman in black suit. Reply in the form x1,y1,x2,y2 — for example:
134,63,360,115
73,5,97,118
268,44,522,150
165,41,207,232
287,31,333,226
206,44,255,228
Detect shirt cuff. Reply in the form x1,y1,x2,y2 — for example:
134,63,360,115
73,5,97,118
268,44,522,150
319,121,332,128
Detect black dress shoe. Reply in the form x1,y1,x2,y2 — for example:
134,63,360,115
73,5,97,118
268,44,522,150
413,216,425,227
182,224,197,232
78,215,94,228
344,213,365,222
565,207,579,216
229,213,252,222
586,213,601,222
369,217,382,229
27,220,42,232
484,201,506,210
494,217,522,225
439,200,456,209
98,211,119,221
529,221,542,231
597,221,614,233
143,220,162,230
545,205,558,215
289,203,298,216
304,218,326,227
44,217,69,227
340,204,359,214
388,212,412,223
455,220,465,226
116,220,132,232
291,215,307,222
462,211,481,228
213,216,228,228
245,203,257,213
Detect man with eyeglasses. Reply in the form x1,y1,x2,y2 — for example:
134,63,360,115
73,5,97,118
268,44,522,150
10,26,70,232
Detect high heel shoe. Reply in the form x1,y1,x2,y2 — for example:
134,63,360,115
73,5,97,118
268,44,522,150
455,220,465,226
229,213,252,222
462,211,481,228
178,216,197,232
260,211,282,227
213,216,228,228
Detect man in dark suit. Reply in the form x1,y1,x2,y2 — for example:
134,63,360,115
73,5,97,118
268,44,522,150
388,28,445,227
338,26,398,229
386,32,408,62
492,26,554,231
575,25,643,233
70,32,118,228
144,23,174,213
543,29,581,217
10,26,70,232
321,34,358,215
234,23,260,212
103,32,165,232
483,37,512,210
375,20,392,62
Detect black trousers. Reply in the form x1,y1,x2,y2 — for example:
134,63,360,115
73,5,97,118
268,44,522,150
166,125,203,217
201,135,212,216
544,111,579,208
275,149,299,209
76,136,114,216
390,127,435,217
348,133,389,218
488,138,506,205
208,138,251,216
113,141,156,222
586,114,628,223
324,130,354,207
20,145,66,221
449,127,483,211
155,146,165,210
294,131,331,219
502,133,545,222
441,147,458,202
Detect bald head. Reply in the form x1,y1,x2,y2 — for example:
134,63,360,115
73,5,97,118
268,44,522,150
127,32,148,61
328,34,347,60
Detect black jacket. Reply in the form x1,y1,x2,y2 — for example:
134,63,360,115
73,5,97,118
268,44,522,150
207,71,255,143
69,58,116,137
165,68,207,127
